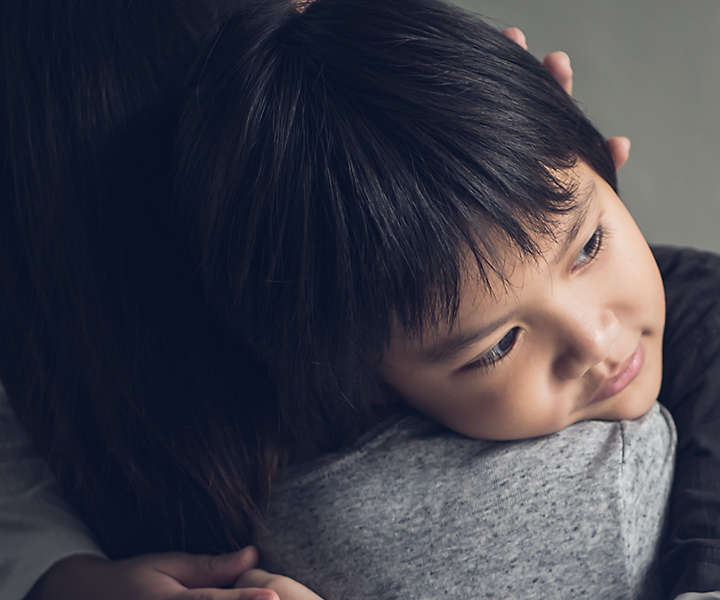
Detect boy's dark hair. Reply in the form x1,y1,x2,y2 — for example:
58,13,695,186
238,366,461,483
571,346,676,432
176,0,618,476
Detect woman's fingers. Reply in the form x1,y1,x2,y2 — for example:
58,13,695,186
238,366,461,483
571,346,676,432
151,546,260,588
503,28,573,95
542,50,573,95
502,26,527,50
607,136,631,171
502,26,630,170
235,569,325,599
177,588,278,600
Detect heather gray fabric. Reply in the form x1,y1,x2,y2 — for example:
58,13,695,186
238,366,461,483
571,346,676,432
259,402,675,599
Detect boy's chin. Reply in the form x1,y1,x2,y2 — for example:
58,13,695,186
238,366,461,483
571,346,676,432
588,340,663,423
591,375,662,423
597,394,657,422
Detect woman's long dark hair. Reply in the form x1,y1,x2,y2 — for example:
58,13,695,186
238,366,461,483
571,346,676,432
0,0,272,557
1,0,618,558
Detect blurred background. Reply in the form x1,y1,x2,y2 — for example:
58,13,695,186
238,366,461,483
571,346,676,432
458,0,720,253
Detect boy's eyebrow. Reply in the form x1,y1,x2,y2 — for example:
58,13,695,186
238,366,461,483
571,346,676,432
420,179,597,365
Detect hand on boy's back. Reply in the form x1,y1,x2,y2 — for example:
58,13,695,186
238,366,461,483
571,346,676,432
503,26,631,171
234,568,325,599
25,547,281,600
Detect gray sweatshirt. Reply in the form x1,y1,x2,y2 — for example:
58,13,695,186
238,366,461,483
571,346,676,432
259,402,675,599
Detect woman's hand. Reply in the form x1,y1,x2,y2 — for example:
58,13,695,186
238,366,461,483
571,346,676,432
26,546,278,600
234,569,325,600
502,26,631,171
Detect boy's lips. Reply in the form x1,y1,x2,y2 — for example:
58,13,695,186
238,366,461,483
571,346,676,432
591,342,645,404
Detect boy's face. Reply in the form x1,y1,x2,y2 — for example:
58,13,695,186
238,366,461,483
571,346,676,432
380,161,665,440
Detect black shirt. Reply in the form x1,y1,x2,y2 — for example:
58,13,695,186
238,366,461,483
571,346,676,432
654,245,720,597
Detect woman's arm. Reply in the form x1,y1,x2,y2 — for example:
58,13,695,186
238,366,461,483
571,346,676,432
653,246,720,597
0,386,273,600
0,385,104,599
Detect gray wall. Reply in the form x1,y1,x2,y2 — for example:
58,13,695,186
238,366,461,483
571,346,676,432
456,0,720,253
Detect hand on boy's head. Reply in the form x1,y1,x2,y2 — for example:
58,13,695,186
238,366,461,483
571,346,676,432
606,136,631,171
503,26,631,170
542,50,573,94
26,547,277,600
234,568,325,599
502,26,528,50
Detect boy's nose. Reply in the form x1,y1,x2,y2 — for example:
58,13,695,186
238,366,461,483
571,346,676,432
552,307,621,380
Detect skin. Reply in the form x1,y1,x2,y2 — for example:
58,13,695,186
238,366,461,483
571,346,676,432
381,160,666,440
27,547,279,600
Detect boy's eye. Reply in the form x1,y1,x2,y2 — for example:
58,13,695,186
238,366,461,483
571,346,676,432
463,327,520,372
574,225,606,269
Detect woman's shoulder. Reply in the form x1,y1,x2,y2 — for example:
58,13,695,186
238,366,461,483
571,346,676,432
260,404,674,599
652,244,720,290
652,244,720,349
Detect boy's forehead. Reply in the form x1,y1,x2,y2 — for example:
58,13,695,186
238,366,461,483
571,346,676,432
387,163,598,360
384,249,520,361
456,172,595,307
